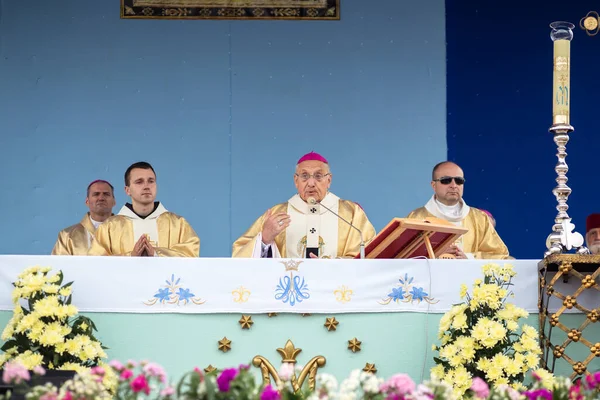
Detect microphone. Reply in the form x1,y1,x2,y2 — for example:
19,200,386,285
308,197,365,259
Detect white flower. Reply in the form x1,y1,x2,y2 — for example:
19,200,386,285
362,374,382,394
317,373,338,393
197,381,206,395
337,393,357,400
279,362,295,381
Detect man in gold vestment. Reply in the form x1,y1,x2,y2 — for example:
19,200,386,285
89,162,199,257
233,152,376,259
406,161,510,259
52,180,116,255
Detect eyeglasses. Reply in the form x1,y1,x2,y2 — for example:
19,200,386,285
433,176,465,185
295,173,331,182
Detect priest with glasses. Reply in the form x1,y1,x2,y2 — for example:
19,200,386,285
232,152,376,259
407,161,510,259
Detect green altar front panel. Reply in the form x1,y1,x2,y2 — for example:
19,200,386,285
2,312,599,384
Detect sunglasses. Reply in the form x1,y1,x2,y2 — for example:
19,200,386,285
433,176,465,185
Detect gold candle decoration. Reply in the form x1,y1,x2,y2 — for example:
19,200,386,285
550,22,574,127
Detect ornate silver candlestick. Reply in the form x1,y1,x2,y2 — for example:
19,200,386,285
545,21,589,256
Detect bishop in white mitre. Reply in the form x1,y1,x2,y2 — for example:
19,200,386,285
232,152,376,259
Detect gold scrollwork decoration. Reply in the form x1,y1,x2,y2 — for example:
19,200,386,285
252,339,326,392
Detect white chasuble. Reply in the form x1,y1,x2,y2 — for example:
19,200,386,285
118,203,168,246
286,193,340,259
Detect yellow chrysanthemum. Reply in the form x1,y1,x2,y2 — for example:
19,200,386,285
505,360,522,377
452,366,472,389
14,352,44,369
451,312,468,331
38,322,69,347
459,284,468,298
486,364,504,382
441,334,452,345
42,284,60,294
100,362,119,392
455,336,476,361
506,320,519,332
522,325,538,338
533,368,555,389
430,364,445,380
525,353,540,369
59,286,72,297
16,312,41,334
59,362,88,376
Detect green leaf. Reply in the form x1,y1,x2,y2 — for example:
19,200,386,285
1,340,18,352
57,271,64,286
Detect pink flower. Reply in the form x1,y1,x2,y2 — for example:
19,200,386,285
260,384,281,400
143,362,167,383
585,373,600,390
39,394,58,400
62,392,73,400
160,386,175,396
569,382,583,400
193,367,205,380
33,366,46,376
216,368,239,392
380,373,416,396
496,384,521,400
109,360,124,371
126,359,138,368
130,374,150,395
120,369,134,381
278,363,295,381
470,377,490,399
91,366,105,376
2,362,31,385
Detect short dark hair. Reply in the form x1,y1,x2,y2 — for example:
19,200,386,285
86,180,114,197
125,162,156,186
432,161,460,180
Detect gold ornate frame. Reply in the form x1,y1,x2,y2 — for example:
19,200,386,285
121,0,340,20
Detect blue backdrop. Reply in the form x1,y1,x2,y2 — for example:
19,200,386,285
446,0,600,258
0,0,446,256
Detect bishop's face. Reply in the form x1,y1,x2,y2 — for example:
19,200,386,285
587,228,600,254
125,168,157,207
294,160,332,203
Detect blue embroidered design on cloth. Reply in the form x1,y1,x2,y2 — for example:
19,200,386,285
275,260,310,306
144,274,205,306
379,273,438,305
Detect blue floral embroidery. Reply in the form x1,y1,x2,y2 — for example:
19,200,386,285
379,273,438,305
409,287,428,301
388,287,405,301
154,288,171,302
144,274,205,306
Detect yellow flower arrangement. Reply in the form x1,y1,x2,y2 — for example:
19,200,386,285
0,265,108,377
431,263,541,397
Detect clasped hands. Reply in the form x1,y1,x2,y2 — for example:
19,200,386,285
131,234,155,257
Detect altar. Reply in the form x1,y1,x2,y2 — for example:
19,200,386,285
1,256,599,384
